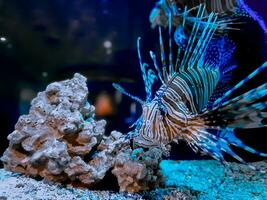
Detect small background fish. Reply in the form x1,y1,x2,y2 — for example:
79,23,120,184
149,0,252,29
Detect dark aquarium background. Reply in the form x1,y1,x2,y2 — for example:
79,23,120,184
0,0,267,164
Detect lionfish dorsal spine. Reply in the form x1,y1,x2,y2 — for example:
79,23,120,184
149,51,164,84
158,26,169,82
189,15,220,70
168,12,174,77
137,37,158,102
180,4,207,71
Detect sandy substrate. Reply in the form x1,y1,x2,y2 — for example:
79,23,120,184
0,169,144,200
161,160,267,200
0,169,194,200
0,160,267,200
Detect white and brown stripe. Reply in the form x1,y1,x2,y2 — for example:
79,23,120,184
134,68,218,148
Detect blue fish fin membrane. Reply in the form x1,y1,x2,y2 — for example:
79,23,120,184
112,83,144,105
203,37,236,108
190,128,267,166
207,83,231,110
152,4,235,78
220,64,237,83
203,37,236,71
203,83,267,129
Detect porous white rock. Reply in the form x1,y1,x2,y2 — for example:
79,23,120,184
1,74,112,186
1,73,163,193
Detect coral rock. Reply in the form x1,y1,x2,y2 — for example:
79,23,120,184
112,148,163,193
1,73,163,193
1,74,112,186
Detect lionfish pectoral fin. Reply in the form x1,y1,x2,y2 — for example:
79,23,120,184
126,117,144,139
205,82,267,129
218,128,267,157
129,116,143,129
189,129,228,163
112,83,144,105
190,128,266,168
214,128,266,170
197,80,267,163
125,130,140,140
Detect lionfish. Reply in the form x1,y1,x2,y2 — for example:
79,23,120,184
113,4,267,165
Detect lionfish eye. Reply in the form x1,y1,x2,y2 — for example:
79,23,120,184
142,104,149,111
158,104,166,116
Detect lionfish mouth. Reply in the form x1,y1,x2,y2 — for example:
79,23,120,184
133,134,159,148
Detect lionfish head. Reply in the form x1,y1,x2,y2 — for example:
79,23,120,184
132,87,189,150
132,100,169,149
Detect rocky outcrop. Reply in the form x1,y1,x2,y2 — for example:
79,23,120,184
112,148,163,193
1,73,163,193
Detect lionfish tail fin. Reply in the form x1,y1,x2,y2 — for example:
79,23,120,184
189,128,267,166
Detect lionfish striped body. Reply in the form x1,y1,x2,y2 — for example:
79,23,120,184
134,67,218,147
113,4,267,165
